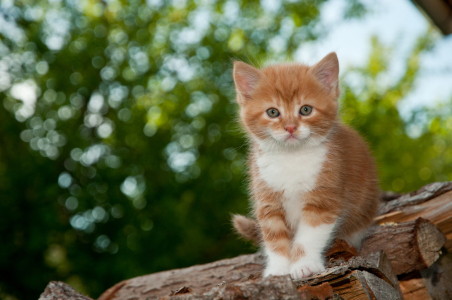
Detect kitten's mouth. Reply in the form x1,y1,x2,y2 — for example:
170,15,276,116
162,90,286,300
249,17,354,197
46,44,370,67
286,134,298,141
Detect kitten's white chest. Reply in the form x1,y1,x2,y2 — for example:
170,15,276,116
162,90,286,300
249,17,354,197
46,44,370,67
256,145,328,195
256,145,328,226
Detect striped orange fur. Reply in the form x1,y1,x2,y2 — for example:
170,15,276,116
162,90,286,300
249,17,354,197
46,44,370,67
232,53,379,279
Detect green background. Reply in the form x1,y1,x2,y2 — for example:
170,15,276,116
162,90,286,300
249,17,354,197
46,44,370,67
0,0,451,299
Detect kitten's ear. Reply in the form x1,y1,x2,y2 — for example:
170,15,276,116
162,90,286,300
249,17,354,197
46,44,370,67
310,52,340,98
233,61,261,103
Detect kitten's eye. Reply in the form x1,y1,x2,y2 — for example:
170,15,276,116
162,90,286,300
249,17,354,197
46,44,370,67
300,105,313,116
266,108,280,118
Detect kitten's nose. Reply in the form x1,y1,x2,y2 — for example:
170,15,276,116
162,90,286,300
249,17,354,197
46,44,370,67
285,125,297,134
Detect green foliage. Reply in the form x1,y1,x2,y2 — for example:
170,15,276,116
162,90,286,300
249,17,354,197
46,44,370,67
0,1,450,300
0,0,329,298
341,33,452,193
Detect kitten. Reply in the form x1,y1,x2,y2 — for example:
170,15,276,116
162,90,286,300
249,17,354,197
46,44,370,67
232,53,379,279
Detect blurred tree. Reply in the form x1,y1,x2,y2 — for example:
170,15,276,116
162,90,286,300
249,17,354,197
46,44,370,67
0,0,450,300
341,34,452,193
0,0,330,298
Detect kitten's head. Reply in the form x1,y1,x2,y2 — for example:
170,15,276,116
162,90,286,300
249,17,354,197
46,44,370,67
233,53,340,150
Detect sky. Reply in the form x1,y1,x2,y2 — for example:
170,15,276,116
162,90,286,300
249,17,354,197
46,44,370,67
295,0,452,119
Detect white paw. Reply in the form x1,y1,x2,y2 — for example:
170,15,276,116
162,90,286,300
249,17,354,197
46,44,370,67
264,250,290,277
264,264,290,277
290,257,325,279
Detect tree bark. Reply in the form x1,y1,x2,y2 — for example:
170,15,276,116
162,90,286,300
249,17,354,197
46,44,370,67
378,181,452,215
380,181,452,215
376,189,452,251
98,251,403,300
398,251,452,300
375,181,452,299
39,281,93,300
421,251,452,300
98,253,265,300
38,182,452,300
295,251,404,300
360,218,446,276
399,275,431,300
96,218,448,300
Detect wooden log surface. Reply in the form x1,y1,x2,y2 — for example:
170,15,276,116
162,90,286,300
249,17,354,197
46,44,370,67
420,251,452,300
374,181,452,299
376,189,452,251
360,218,446,276
399,275,431,300
398,251,452,300
97,218,442,300
296,251,404,300
379,181,452,215
39,182,452,300
98,251,403,300
98,253,264,300
189,275,305,300
39,281,93,300
98,202,451,300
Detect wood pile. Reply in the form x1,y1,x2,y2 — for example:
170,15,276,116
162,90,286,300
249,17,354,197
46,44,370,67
376,181,452,299
39,182,452,300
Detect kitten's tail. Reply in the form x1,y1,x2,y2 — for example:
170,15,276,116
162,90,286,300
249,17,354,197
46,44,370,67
232,214,260,244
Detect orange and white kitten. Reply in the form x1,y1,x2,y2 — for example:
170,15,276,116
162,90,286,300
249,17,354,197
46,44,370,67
232,53,379,279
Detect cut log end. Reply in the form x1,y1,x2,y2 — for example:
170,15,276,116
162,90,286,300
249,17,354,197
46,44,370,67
360,217,446,276
416,218,447,267
39,182,452,300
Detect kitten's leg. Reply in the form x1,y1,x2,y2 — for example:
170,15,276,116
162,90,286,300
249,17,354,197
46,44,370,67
257,207,291,277
290,205,338,279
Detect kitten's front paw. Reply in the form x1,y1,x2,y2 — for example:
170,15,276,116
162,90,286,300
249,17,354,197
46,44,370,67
263,264,290,277
290,257,325,279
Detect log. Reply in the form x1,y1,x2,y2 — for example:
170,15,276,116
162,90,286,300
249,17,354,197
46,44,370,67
297,283,336,300
295,251,403,300
39,182,452,300
421,250,452,299
98,251,403,300
98,217,448,300
398,251,452,300
375,182,452,300
98,253,264,300
193,275,305,300
398,275,430,300
360,218,446,276
378,181,452,215
326,239,358,262
38,281,93,300
376,189,452,251
380,191,402,202
327,270,399,300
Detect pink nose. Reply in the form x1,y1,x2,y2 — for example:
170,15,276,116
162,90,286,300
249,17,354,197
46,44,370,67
285,126,297,134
